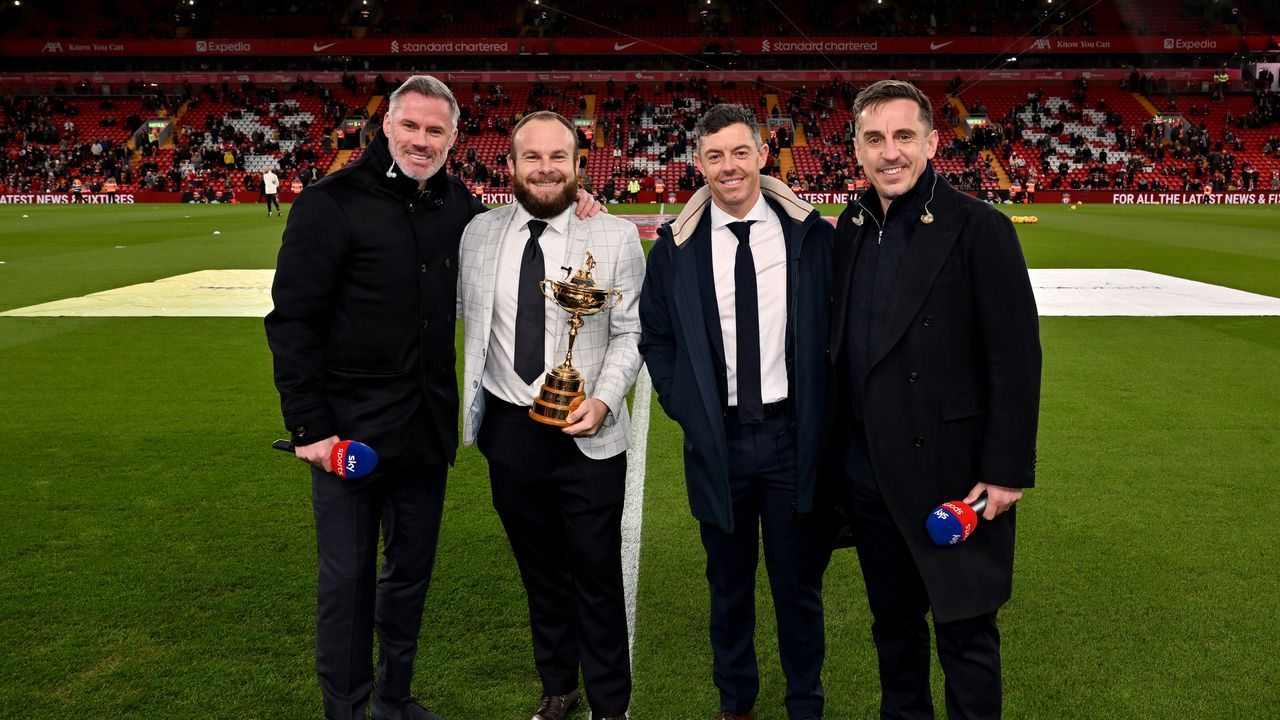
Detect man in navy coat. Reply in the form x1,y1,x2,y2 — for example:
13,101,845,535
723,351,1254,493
639,103,833,720
829,80,1041,719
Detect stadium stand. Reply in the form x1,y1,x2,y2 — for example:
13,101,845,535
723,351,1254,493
1,0,1277,198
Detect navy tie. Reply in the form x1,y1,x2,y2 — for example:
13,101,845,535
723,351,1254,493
514,219,549,385
728,220,763,423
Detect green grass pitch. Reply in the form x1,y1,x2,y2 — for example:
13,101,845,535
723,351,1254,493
0,202,1277,718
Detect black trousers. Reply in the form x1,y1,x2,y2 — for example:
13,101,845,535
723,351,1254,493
311,461,447,720
700,412,827,720
844,436,1002,720
478,394,631,717
266,193,280,213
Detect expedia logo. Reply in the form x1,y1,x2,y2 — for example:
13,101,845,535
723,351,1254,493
1164,38,1218,50
42,42,64,53
195,40,252,53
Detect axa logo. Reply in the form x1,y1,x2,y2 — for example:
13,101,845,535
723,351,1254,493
761,38,771,53
390,40,400,53
42,42,64,53
1030,38,1051,50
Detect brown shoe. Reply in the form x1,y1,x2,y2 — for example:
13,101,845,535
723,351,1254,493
715,711,755,720
532,689,580,720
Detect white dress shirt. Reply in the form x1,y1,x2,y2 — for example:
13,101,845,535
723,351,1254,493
483,205,573,406
709,194,789,406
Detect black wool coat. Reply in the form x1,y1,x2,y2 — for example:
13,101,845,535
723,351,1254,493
829,172,1042,622
266,129,485,469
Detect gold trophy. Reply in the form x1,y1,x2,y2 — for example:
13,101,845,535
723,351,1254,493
529,252,622,426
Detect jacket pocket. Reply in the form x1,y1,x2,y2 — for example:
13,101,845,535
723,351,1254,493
326,363,405,378
939,387,983,422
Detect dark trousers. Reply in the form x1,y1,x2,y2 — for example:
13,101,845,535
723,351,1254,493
845,437,1002,720
478,395,631,717
700,412,827,719
266,193,280,213
311,461,447,720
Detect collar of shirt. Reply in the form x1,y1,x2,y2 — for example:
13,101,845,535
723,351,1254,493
708,192,771,232
512,203,573,238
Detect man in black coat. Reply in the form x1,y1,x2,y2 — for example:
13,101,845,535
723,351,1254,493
639,104,832,720
266,75,479,720
828,80,1041,719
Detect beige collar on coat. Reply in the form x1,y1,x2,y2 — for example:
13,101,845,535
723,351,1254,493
668,175,815,247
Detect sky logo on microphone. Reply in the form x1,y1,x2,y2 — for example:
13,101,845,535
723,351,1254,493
330,440,378,479
926,500,980,546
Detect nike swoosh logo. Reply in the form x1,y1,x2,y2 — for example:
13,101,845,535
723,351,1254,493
929,41,954,50
614,41,639,51
313,42,338,52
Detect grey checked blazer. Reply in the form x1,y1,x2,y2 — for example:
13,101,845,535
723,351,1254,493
458,204,646,460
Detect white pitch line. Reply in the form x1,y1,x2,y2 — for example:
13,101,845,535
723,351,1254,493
621,365,651,660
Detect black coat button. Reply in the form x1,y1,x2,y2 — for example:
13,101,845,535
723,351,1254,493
421,318,430,328
420,264,427,273
444,258,451,268
908,371,919,383
296,426,306,438
913,437,925,447
922,316,935,327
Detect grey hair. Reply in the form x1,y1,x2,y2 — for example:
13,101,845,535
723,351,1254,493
694,103,761,152
852,80,934,135
388,75,460,132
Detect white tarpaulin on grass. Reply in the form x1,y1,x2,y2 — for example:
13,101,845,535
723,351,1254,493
3,268,1280,318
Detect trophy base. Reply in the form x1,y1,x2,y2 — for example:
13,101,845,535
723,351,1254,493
529,366,585,426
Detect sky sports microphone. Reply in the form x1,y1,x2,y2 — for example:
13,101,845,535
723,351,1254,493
926,492,988,546
272,438,379,479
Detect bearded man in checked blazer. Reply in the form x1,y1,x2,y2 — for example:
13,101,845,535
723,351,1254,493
458,111,644,720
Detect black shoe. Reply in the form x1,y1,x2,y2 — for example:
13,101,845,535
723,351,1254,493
532,689,580,720
370,693,444,720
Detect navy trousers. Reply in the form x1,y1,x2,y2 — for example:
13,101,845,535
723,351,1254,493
700,412,827,719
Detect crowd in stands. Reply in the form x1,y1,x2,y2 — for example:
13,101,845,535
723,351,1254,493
961,73,1280,194
5,73,1280,199
0,96,138,194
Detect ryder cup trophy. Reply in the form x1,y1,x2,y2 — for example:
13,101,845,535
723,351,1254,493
529,252,622,426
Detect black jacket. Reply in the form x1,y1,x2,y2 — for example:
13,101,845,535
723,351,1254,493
639,178,833,533
829,168,1041,622
265,129,485,468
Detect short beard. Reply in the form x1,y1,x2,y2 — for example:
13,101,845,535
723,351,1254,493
513,173,578,219
396,159,439,183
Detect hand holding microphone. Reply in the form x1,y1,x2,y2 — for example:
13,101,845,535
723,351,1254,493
926,492,987,546
925,483,1023,546
273,437,379,479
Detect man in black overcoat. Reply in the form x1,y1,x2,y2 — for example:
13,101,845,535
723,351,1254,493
828,80,1042,719
265,75,483,720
